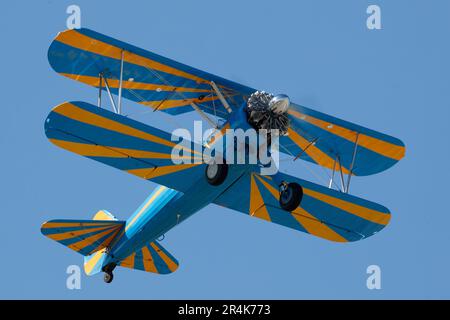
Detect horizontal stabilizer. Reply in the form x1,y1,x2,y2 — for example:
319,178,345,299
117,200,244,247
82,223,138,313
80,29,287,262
41,219,125,256
118,241,179,275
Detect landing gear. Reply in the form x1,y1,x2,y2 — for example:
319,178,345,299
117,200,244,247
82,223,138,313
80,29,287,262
103,271,114,284
205,160,228,186
102,263,116,284
279,182,303,211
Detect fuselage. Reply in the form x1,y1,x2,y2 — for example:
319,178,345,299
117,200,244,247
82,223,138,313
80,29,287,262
104,162,254,267
102,103,280,268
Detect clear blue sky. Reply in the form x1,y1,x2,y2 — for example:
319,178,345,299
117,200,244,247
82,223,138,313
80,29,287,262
1,0,449,299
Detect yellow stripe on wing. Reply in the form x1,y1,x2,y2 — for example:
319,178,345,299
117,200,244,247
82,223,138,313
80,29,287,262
287,128,350,174
127,163,201,180
49,139,202,161
249,174,271,222
56,30,207,84
302,188,391,225
291,207,348,242
60,73,212,93
289,109,405,161
141,95,221,110
53,102,202,156
254,175,349,241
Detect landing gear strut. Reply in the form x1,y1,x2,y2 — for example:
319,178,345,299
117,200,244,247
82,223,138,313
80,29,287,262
279,182,303,212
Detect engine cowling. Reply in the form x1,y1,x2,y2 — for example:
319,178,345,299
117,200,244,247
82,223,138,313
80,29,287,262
246,91,290,136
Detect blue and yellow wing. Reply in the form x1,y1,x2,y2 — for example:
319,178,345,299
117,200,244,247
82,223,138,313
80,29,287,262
45,101,206,192
41,219,125,256
214,171,391,242
282,104,406,176
48,28,251,117
48,28,404,175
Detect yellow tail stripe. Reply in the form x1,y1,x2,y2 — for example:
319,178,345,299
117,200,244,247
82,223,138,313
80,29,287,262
142,246,158,273
42,222,117,228
67,226,120,253
150,242,178,272
289,110,405,161
120,252,136,269
56,30,207,84
45,225,113,241
303,188,390,225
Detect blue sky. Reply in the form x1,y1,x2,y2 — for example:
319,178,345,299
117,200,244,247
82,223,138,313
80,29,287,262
1,0,449,299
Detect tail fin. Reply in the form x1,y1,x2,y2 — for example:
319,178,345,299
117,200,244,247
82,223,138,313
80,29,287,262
92,209,118,221
41,212,124,256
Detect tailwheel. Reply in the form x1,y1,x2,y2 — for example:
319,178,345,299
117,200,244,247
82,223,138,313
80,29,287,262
205,160,228,186
103,271,114,284
279,182,303,212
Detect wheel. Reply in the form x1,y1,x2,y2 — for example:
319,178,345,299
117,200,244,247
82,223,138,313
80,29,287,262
279,182,303,211
205,161,228,186
103,272,113,284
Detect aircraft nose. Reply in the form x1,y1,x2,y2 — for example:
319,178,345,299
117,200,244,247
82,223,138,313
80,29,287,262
269,94,290,114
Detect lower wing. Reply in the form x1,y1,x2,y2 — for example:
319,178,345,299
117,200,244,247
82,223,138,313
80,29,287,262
45,101,206,193
214,171,391,242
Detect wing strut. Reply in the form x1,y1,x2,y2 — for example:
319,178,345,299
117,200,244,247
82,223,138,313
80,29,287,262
329,133,360,193
210,81,232,114
345,133,360,193
117,50,125,114
99,73,118,114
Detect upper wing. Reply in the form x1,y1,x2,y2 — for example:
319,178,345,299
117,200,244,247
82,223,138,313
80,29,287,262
48,28,405,175
213,171,391,242
281,103,406,176
48,28,252,117
45,101,206,192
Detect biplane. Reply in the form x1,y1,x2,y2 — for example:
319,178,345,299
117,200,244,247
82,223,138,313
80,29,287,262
41,28,405,283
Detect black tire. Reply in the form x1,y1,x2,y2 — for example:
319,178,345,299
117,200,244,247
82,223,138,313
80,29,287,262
205,161,228,186
103,272,113,284
279,183,303,211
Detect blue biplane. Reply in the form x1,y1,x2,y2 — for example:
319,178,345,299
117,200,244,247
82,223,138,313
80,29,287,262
41,29,405,283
